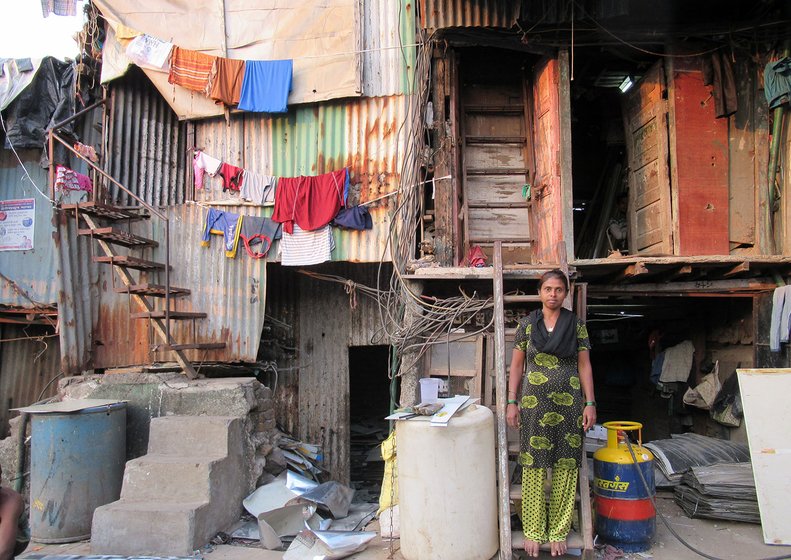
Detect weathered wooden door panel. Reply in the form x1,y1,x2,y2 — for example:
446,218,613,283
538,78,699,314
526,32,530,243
667,57,729,255
622,61,674,255
461,75,532,262
531,57,565,264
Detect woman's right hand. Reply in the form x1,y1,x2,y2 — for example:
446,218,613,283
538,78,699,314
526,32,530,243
506,403,519,428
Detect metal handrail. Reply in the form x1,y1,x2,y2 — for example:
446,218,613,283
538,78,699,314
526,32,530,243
49,129,173,342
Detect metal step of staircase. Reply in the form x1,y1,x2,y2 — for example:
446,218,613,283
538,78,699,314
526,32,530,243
94,255,168,271
154,343,226,351
63,201,150,221
79,227,158,248
131,311,207,320
114,284,191,298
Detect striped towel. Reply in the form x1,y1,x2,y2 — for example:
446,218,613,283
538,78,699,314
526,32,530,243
279,224,335,266
168,46,216,94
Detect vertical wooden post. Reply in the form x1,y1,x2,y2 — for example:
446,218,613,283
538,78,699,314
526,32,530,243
493,241,512,559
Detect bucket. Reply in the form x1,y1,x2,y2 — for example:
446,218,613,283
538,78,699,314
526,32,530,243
419,378,440,403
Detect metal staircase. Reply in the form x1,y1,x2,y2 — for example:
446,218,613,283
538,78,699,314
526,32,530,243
49,107,224,379
491,241,594,559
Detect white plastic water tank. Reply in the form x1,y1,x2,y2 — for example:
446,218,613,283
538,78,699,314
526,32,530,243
397,404,498,560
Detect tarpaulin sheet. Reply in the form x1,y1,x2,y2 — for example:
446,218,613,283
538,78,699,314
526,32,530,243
2,57,75,149
94,0,362,120
0,58,42,111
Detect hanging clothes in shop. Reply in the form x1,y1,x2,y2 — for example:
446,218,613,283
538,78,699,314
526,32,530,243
764,57,791,109
272,168,348,234
331,205,373,230
659,340,695,383
237,59,293,113
201,208,242,258
702,51,737,119
240,215,282,259
279,224,334,266
208,57,246,106
240,171,277,205
193,151,222,190
770,285,791,352
55,165,92,192
168,46,216,94
218,162,245,192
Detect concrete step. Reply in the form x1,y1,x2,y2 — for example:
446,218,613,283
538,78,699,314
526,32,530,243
120,455,224,502
147,415,240,457
92,500,211,556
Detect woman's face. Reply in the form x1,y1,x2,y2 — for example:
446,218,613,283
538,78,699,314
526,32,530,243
539,277,567,310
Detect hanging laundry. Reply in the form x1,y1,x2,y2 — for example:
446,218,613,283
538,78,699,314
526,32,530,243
168,46,216,94
769,285,791,352
280,224,334,266
209,58,246,106
218,162,245,192
702,51,737,119
240,215,282,259
272,168,348,234
41,0,76,17
126,34,174,72
238,59,293,113
659,340,695,383
193,151,222,190
55,165,92,192
201,208,242,258
764,57,791,109
73,142,99,163
331,205,373,230
240,171,277,205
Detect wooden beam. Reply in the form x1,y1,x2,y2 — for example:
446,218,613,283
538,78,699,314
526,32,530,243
612,262,648,283
589,278,776,296
665,265,693,281
723,261,750,278
493,242,512,559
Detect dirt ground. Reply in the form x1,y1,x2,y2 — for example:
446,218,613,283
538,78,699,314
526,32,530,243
19,495,784,560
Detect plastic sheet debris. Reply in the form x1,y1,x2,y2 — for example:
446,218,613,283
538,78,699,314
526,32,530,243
327,502,377,532
283,529,377,560
643,433,750,484
258,504,318,550
243,472,298,517
674,462,760,523
230,519,260,541
293,481,355,519
286,469,319,495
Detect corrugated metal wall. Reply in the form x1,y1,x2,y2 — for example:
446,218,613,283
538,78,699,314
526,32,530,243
418,0,519,30
0,324,61,436
363,0,415,97
297,262,391,483
106,67,188,207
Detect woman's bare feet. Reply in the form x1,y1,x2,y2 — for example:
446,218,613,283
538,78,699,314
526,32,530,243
550,540,567,556
524,538,540,557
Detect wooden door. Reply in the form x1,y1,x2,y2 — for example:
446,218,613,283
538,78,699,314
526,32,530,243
622,61,674,255
460,68,532,264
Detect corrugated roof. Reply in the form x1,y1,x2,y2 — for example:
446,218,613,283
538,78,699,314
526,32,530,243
418,0,519,30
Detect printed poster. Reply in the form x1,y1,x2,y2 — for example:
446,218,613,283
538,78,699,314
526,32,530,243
0,198,35,251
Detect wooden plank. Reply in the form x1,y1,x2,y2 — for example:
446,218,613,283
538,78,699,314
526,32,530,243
462,83,522,105
665,264,693,281
612,262,649,283
668,57,730,255
493,242,512,559
465,144,526,171
588,278,776,295
431,53,454,266
464,115,524,137
468,207,531,241
622,61,674,256
558,50,574,265
729,58,757,246
578,443,595,556
736,369,791,544
723,262,750,278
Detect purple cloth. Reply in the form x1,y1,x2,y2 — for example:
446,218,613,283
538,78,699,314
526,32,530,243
332,205,373,230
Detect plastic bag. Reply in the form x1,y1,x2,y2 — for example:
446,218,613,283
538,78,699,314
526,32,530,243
683,362,721,410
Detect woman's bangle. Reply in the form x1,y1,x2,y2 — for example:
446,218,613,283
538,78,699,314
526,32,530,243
507,399,518,405
584,401,596,407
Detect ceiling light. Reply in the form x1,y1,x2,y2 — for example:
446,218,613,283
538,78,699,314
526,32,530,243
618,76,634,93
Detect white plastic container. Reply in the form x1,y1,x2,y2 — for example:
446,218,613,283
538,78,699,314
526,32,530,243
418,377,440,403
397,405,498,560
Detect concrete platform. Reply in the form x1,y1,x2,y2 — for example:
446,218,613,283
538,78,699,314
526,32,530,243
20,496,783,560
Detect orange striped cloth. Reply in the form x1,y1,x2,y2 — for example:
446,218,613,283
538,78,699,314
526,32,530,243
168,46,216,93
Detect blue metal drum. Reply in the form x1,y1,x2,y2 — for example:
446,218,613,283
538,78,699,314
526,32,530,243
29,401,126,543
593,421,656,552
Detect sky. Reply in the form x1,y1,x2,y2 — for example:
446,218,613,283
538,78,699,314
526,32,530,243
0,1,87,59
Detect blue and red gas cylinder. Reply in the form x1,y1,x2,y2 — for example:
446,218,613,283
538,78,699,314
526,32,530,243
593,421,656,552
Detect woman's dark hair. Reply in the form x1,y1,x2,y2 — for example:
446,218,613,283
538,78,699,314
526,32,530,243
537,269,569,292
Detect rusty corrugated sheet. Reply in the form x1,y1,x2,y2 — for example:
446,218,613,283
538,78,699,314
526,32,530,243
297,262,388,482
193,95,407,263
106,68,188,207
0,325,61,436
418,0,519,30
362,0,415,97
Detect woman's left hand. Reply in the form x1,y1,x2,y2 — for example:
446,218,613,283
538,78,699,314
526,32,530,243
582,405,597,431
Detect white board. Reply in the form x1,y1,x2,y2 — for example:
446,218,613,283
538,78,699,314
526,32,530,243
737,368,791,546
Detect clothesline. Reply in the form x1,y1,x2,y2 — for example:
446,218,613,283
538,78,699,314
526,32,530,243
358,175,451,207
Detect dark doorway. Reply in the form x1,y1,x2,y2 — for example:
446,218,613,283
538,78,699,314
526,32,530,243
348,345,392,503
